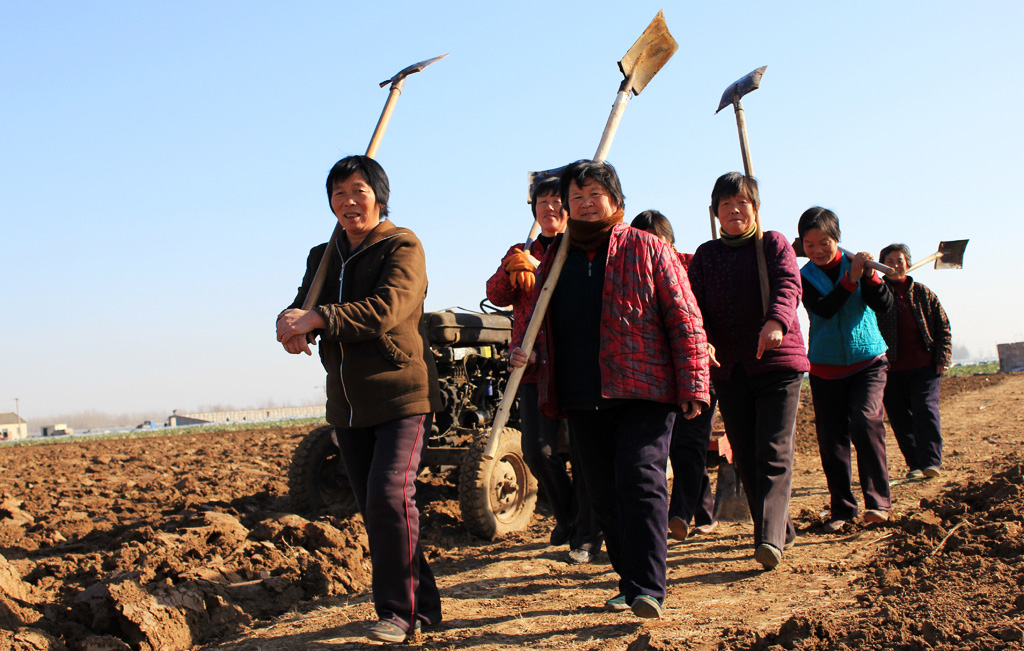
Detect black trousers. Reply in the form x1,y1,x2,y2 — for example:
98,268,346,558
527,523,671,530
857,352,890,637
715,368,801,550
334,413,441,632
668,393,717,527
568,401,673,602
810,358,891,519
519,383,602,551
883,365,942,472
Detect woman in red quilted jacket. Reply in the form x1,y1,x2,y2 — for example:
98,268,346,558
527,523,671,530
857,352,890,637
510,160,710,619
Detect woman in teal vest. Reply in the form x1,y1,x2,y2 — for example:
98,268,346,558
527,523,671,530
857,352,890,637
798,207,893,533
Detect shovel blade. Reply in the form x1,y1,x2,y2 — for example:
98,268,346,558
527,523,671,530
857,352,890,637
527,165,567,203
935,239,969,269
716,66,767,114
380,53,449,87
618,10,679,96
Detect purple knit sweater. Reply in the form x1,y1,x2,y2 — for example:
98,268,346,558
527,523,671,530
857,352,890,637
689,230,809,381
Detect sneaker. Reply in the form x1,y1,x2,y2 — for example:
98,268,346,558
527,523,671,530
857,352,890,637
668,516,689,541
783,537,796,550
367,620,409,643
693,521,719,536
863,509,889,523
906,468,925,480
549,522,570,546
604,594,630,612
754,543,782,570
823,519,847,533
922,466,942,479
568,548,593,564
630,594,663,619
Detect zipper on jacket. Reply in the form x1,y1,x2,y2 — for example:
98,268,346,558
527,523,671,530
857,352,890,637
332,232,404,427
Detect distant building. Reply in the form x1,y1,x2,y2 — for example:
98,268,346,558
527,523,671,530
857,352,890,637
167,405,325,427
0,412,28,441
997,342,1024,373
41,424,73,437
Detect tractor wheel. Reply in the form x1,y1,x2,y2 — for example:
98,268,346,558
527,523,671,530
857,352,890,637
458,428,537,540
287,425,358,516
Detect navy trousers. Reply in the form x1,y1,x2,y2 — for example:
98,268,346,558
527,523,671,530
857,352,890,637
809,358,891,519
668,393,717,528
519,383,602,552
714,368,801,551
568,401,674,602
883,365,942,472
334,413,441,632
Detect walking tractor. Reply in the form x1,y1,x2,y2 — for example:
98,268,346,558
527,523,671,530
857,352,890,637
287,305,538,540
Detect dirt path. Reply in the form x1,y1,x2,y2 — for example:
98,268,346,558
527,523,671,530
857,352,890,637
1,374,1021,650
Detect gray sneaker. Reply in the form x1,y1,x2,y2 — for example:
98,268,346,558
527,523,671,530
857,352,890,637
754,543,781,570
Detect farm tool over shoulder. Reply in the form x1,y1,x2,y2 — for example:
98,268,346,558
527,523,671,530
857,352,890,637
300,53,448,312
907,239,969,273
482,11,679,462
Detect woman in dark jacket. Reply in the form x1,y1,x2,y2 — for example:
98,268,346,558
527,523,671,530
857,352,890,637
688,173,809,570
277,155,443,644
485,175,602,563
877,243,952,479
511,160,710,620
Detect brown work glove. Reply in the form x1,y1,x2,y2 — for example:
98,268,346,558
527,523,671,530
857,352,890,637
502,248,537,294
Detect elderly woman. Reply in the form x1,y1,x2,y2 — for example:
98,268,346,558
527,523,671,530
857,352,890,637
511,160,710,619
798,207,893,533
276,155,442,644
630,210,720,542
877,243,952,479
486,175,603,563
688,174,808,570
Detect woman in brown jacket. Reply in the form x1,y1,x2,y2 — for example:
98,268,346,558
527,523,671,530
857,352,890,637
277,155,443,644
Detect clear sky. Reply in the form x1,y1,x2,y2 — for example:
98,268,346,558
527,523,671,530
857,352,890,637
3,1,1022,418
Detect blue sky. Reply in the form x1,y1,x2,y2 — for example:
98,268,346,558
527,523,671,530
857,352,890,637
2,1,1021,417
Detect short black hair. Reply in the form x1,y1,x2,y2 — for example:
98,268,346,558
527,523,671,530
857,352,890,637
530,176,561,218
325,155,390,218
631,210,674,245
797,206,841,241
710,172,760,215
880,243,912,266
559,160,625,215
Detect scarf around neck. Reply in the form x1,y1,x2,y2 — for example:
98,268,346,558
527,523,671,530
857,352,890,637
567,209,624,252
720,222,757,247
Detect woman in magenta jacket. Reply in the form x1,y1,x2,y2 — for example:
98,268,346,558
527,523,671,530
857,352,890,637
688,172,809,570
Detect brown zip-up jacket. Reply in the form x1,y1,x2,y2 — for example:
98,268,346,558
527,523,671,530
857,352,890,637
287,221,442,428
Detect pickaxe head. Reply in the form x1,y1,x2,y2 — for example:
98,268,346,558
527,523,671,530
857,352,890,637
380,53,449,88
716,66,767,114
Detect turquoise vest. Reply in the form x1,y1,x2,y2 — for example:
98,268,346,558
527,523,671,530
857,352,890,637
801,258,888,366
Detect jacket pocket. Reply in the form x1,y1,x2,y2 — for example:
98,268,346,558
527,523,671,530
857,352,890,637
375,333,412,368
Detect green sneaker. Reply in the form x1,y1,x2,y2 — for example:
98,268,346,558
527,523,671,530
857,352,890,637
604,594,630,612
631,594,663,619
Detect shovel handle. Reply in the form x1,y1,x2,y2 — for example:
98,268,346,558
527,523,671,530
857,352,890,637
837,246,894,276
483,233,571,459
731,99,770,315
906,252,941,273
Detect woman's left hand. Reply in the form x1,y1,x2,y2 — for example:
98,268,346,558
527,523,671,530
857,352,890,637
277,309,326,345
756,319,784,359
679,401,703,420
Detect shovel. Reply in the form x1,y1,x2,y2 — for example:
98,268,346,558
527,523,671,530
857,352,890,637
715,67,771,312
906,239,969,273
792,237,895,276
299,54,448,310
482,11,678,461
